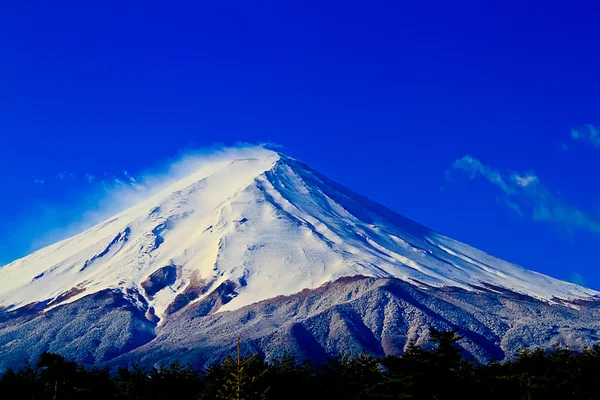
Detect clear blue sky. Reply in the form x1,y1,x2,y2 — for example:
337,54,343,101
1,0,599,288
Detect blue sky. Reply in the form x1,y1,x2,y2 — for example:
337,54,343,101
1,0,599,289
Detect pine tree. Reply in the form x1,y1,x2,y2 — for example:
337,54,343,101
266,353,312,400
115,364,150,400
0,363,42,400
216,338,270,400
2,327,600,400
36,352,77,400
429,327,464,370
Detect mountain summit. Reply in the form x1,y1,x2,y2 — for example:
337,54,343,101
1,147,599,370
0,148,597,320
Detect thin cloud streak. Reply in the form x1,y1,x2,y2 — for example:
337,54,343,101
450,155,515,195
570,272,587,287
571,124,600,149
448,155,600,235
15,143,279,262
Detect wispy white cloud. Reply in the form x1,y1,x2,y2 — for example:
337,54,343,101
122,170,137,184
511,172,538,188
58,172,74,180
570,124,600,148
450,155,515,195
256,141,283,149
559,143,569,152
33,179,45,185
19,143,278,257
447,155,600,235
569,272,587,287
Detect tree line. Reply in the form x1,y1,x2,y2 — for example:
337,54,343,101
1,328,600,399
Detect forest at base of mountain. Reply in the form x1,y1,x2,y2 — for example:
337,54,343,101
1,328,599,400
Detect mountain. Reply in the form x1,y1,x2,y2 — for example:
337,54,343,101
0,147,598,370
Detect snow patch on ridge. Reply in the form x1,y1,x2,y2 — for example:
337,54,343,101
0,147,598,321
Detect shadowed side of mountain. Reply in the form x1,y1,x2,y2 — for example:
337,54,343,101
1,276,600,372
0,290,157,371
109,276,600,369
269,156,434,238
1,150,598,332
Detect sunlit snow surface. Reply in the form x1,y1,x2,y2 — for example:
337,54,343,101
0,148,597,320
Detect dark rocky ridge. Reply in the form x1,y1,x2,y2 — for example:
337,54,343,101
141,265,178,297
1,275,599,372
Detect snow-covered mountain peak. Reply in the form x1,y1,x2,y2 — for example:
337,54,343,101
0,148,597,321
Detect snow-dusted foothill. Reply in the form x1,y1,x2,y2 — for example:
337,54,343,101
0,146,598,370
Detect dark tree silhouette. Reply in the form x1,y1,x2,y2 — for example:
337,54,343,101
37,352,77,400
1,329,599,400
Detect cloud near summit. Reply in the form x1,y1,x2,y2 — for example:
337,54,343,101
17,143,279,264
448,155,600,235
571,124,600,149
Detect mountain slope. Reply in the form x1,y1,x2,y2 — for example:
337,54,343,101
0,148,597,322
2,275,599,372
0,147,599,370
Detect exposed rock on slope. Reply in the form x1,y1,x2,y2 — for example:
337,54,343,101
1,276,599,371
0,147,598,370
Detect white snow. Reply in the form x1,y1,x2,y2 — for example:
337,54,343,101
0,147,597,320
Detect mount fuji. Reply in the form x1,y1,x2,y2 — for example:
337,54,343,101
1,147,599,370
